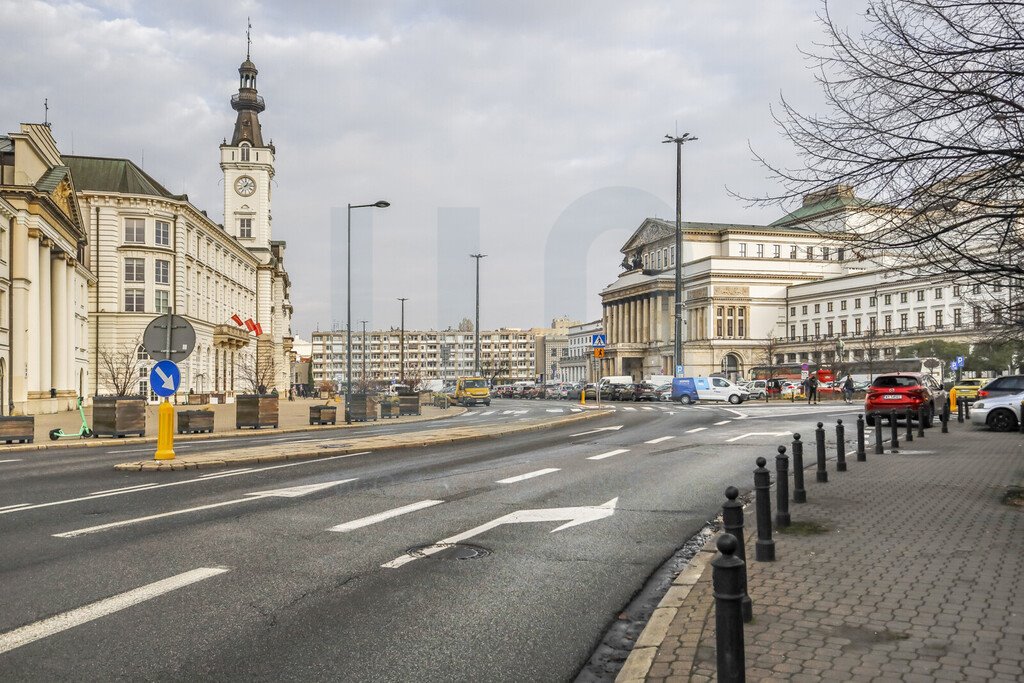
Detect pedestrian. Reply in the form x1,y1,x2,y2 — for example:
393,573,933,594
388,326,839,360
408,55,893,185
843,376,855,404
807,375,819,404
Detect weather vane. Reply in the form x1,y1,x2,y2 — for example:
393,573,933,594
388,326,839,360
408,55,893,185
44,98,49,126
246,17,252,59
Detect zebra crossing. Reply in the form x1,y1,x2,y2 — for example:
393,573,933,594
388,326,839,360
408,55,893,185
456,403,701,419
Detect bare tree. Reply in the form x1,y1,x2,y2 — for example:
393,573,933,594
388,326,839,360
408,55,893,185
456,317,474,332
98,338,143,396
756,331,783,380
748,0,1024,329
239,348,277,394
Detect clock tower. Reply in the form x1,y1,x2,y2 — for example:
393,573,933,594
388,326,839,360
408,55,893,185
220,45,274,254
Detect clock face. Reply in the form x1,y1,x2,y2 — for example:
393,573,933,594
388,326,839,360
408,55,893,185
235,175,256,197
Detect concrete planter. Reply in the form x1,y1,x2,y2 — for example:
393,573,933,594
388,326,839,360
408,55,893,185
0,415,34,443
178,410,214,434
92,396,146,438
235,394,279,429
309,405,338,425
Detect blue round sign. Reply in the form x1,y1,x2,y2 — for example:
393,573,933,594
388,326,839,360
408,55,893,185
149,360,181,398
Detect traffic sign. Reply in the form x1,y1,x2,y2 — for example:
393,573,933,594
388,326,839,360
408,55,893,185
149,360,181,398
801,363,809,371
593,348,605,359
955,355,965,368
592,334,607,348
143,312,196,362
949,361,957,372
676,364,684,377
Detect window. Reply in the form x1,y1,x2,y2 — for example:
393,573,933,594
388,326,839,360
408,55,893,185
953,284,961,297
737,307,746,337
935,310,944,328
806,247,814,260
837,248,845,261
656,251,663,269
900,292,908,304
869,296,877,307
900,313,908,331
789,324,796,340
716,306,724,337
841,300,847,311
155,259,170,285
827,302,834,312
854,298,861,309
240,144,250,161
934,287,943,299
916,290,925,302
124,289,144,312
814,303,821,313
801,305,808,315
884,315,892,332
884,294,892,305
801,323,808,340
972,284,981,295
827,321,834,336
790,306,796,316
869,317,877,332
756,243,764,258
124,258,144,282
774,244,781,258
854,318,861,334
738,243,747,257
726,307,735,336
917,311,925,329
973,306,982,325
814,322,821,337
155,220,170,246
239,218,253,238
822,247,831,261
155,290,170,314
954,308,962,327
840,319,847,335
670,246,675,265
124,218,144,243
643,254,649,269
790,245,798,259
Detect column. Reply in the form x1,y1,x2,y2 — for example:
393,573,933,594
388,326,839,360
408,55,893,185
652,294,661,344
38,242,52,394
643,297,651,343
51,254,68,392
615,302,622,345
627,300,634,343
66,261,76,395
26,232,40,396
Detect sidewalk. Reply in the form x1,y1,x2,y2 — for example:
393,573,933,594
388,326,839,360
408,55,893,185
624,422,1024,682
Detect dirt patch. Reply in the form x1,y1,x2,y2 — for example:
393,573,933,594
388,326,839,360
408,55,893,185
778,520,830,535
1002,485,1024,508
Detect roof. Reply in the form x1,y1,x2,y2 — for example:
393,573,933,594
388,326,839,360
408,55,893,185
770,193,882,227
34,165,70,193
62,155,187,201
0,137,12,154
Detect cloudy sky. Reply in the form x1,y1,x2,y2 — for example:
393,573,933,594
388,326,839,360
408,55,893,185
2,0,867,337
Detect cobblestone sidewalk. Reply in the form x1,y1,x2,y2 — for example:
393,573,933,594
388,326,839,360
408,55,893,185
627,424,1024,682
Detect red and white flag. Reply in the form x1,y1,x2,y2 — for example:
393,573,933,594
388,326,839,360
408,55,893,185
231,314,244,327
245,318,256,332
254,322,264,336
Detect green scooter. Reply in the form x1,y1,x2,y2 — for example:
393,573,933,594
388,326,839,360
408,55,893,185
49,397,93,440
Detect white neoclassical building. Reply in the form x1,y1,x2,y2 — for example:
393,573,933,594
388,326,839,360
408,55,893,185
0,123,92,414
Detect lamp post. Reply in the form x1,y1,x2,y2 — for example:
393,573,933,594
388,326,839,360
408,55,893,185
346,200,389,423
397,297,408,384
359,320,368,388
471,253,487,375
662,133,697,377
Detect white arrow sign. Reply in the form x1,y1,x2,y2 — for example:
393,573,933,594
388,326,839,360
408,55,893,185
153,365,175,390
382,497,618,569
570,425,623,437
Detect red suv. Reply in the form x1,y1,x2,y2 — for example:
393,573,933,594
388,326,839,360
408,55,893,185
865,372,946,427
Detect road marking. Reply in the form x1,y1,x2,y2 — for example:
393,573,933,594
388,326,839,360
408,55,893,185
479,410,496,416
3,453,371,518
685,427,707,434
623,407,637,411
383,498,618,569
570,408,582,412
462,411,478,417
199,467,255,478
54,478,358,538
714,420,732,426
570,425,623,437
667,412,676,416
0,503,30,511
89,483,162,496
328,499,444,532
0,567,230,655
545,409,564,413
496,467,560,484
641,406,655,411
725,431,791,443
587,448,629,461
502,410,515,414
116,447,159,455
645,436,675,444
0,459,23,463
513,410,529,415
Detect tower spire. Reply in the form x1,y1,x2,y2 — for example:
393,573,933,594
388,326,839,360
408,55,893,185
246,17,251,60
229,29,266,148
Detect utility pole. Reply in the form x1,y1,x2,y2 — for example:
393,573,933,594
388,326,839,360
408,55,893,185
662,133,698,377
397,298,408,384
471,254,487,376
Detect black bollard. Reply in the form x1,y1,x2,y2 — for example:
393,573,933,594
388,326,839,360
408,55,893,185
905,408,914,442
890,409,900,450
964,401,971,419
874,415,884,455
957,400,964,423
712,534,746,682
775,445,791,528
941,401,949,434
721,487,752,623
815,422,828,482
754,456,775,561
791,433,807,503
1020,400,1024,434
835,419,847,472
856,414,867,461
917,405,926,438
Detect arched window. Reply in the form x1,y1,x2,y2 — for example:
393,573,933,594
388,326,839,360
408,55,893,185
240,144,250,161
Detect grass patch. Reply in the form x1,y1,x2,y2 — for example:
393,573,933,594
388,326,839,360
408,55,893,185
778,520,830,535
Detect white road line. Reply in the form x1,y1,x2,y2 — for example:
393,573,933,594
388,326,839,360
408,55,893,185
641,407,655,411
714,420,732,426
587,448,629,461
725,431,791,443
463,412,478,417
667,412,676,416
685,427,707,434
513,410,529,415
495,468,560,484
479,410,496,416
570,408,582,413
116,447,158,455
0,567,230,655
328,499,443,532
0,503,30,511
199,467,254,478
2,452,372,517
545,409,564,413
645,436,675,444
502,410,515,415
0,459,23,463
89,483,162,496
622,406,637,411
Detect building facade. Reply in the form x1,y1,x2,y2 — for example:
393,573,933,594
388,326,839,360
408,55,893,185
561,319,603,384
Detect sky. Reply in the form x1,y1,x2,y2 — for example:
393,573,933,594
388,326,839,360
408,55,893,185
1,0,868,338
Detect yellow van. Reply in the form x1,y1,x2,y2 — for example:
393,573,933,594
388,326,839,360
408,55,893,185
452,376,491,407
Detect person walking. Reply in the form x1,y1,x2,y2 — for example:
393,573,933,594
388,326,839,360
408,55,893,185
843,376,855,404
807,374,819,404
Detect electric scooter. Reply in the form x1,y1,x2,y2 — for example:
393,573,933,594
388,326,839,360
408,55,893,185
49,397,93,440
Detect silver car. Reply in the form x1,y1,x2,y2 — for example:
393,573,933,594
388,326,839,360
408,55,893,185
970,391,1024,431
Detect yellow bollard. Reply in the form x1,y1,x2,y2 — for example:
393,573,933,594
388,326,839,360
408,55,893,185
949,387,957,412
580,385,586,406
154,398,175,460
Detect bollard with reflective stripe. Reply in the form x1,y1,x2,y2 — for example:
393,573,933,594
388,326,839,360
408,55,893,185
815,422,828,483
722,487,752,623
754,456,775,561
712,534,746,683
775,445,791,528
890,410,900,450
835,419,847,472
791,433,807,503
874,415,884,455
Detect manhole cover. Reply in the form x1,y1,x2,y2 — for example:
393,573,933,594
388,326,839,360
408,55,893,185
405,542,491,560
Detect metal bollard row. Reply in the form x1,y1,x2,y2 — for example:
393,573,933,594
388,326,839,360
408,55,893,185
712,534,746,683
791,433,807,503
815,422,828,482
835,419,847,472
753,456,775,562
721,487,753,623
856,414,866,461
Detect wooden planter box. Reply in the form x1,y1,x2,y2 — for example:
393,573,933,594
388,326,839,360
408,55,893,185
178,410,214,434
0,415,34,443
92,396,146,438
309,405,338,425
348,395,378,422
236,394,279,429
380,398,400,419
398,395,421,416
187,393,209,405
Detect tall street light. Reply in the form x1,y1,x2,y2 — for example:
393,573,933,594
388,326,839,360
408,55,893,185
662,133,697,377
359,319,369,388
397,297,409,384
470,253,487,376
346,200,389,423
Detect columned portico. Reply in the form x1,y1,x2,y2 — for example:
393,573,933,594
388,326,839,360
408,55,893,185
38,239,52,395
25,229,40,397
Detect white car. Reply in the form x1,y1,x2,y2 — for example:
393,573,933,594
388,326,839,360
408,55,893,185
970,391,1024,431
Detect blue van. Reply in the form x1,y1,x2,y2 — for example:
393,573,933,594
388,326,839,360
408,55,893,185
671,377,699,404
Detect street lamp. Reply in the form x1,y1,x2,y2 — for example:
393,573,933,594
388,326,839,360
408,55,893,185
397,297,409,384
470,253,487,375
346,200,389,423
662,133,698,377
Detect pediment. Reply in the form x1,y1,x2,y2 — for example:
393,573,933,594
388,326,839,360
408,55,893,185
621,218,674,254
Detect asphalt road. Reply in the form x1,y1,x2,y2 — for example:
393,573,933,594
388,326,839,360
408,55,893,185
0,398,865,681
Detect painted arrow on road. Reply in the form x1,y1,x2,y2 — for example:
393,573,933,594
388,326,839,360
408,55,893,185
382,497,618,569
570,425,623,437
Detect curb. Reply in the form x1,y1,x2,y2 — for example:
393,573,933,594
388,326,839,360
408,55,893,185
0,406,468,454
114,407,613,471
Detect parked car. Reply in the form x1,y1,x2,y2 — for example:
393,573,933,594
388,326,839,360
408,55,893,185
611,383,637,401
655,383,672,401
970,391,1024,431
632,382,660,401
672,376,747,404
951,377,988,403
864,372,946,427
780,381,804,398
744,380,769,400
975,375,1024,402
